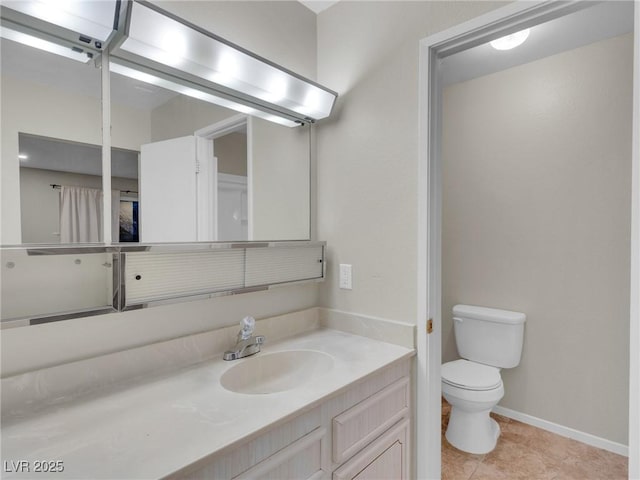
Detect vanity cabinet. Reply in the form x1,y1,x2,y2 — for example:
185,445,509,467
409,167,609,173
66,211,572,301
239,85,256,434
177,358,411,480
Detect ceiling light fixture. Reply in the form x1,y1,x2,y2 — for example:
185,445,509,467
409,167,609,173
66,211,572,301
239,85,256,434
111,1,336,124
490,28,530,51
0,26,91,62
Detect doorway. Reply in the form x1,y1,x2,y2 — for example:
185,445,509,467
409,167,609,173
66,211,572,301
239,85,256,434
417,2,639,479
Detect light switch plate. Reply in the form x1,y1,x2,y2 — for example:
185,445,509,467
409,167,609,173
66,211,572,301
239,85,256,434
339,264,352,290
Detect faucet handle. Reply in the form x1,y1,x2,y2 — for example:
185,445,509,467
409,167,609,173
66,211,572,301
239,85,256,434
239,316,256,340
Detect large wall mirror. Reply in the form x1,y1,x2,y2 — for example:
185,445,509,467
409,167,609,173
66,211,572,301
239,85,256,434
1,0,326,326
1,35,312,247
110,66,311,243
0,35,104,245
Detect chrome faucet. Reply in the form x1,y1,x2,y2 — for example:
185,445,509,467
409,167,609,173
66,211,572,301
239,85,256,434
223,316,265,361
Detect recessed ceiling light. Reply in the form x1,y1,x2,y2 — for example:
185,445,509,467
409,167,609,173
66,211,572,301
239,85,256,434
490,29,530,51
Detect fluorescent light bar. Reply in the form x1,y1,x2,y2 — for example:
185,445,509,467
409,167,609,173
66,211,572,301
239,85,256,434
110,61,300,128
2,0,117,42
0,26,91,62
115,2,336,122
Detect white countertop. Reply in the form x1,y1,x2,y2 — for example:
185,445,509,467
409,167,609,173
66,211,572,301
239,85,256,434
1,328,414,479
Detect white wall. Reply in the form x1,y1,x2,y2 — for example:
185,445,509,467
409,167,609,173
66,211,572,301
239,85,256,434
441,34,633,444
1,0,319,377
316,1,505,322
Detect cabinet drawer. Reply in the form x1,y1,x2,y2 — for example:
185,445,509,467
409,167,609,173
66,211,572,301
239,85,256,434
233,427,328,480
332,377,409,464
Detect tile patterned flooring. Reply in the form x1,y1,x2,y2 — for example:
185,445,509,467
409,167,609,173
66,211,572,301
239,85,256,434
441,399,628,480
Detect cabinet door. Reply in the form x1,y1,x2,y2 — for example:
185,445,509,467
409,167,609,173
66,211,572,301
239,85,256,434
333,419,409,480
233,427,329,480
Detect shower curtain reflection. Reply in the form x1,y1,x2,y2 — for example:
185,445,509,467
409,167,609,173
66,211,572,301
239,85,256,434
59,186,103,243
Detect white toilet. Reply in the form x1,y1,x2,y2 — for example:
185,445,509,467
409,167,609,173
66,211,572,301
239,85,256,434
442,304,526,454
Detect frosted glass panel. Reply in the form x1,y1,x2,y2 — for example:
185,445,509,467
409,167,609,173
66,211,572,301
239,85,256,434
245,246,324,287
122,244,324,307
124,249,245,305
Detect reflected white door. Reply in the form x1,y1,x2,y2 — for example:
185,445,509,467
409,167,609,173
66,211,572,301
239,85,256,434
218,173,247,241
139,135,197,242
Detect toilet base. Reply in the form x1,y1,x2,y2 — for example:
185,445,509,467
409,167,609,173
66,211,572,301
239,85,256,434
445,408,500,454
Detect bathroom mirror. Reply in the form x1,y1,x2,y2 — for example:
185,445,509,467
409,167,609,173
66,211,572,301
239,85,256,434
0,36,103,245
1,1,322,327
109,66,311,243
1,38,312,246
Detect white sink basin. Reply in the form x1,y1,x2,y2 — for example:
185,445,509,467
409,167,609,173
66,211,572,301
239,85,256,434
220,350,334,394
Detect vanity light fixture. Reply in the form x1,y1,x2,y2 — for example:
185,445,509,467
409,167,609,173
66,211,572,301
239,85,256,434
110,1,337,125
490,28,530,51
0,26,92,63
110,61,299,127
1,0,118,43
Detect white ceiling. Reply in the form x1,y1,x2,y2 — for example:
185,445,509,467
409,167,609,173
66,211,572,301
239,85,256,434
19,133,139,179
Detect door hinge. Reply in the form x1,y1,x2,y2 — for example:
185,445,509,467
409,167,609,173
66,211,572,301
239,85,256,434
195,160,201,174
427,318,433,334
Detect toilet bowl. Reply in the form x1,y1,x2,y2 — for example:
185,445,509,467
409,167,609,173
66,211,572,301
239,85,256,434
442,304,526,454
442,359,504,454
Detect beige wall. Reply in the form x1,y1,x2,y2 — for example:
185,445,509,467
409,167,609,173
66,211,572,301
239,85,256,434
216,133,247,177
442,34,632,444
150,94,234,142
1,1,319,377
316,1,505,322
251,119,310,240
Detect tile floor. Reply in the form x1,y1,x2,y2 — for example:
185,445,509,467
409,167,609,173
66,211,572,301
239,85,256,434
441,399,628,480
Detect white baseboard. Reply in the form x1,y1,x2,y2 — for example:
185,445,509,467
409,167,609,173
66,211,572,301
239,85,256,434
492,405,629,457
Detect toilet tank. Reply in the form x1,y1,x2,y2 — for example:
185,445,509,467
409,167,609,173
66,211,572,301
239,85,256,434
453,304,526,369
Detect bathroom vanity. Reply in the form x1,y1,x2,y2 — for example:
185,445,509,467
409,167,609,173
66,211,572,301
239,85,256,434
1,326,414,479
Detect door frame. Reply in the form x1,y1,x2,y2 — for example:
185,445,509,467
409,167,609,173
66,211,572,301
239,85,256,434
416,2,640,479
194,114,251,241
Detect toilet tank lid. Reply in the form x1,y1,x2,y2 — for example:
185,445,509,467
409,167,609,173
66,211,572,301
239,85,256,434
453,304,526,324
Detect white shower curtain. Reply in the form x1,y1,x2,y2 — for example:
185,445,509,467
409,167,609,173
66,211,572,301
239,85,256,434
59,186,103,243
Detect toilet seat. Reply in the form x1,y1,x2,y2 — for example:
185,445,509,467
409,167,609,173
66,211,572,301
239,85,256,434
442,359,502,391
